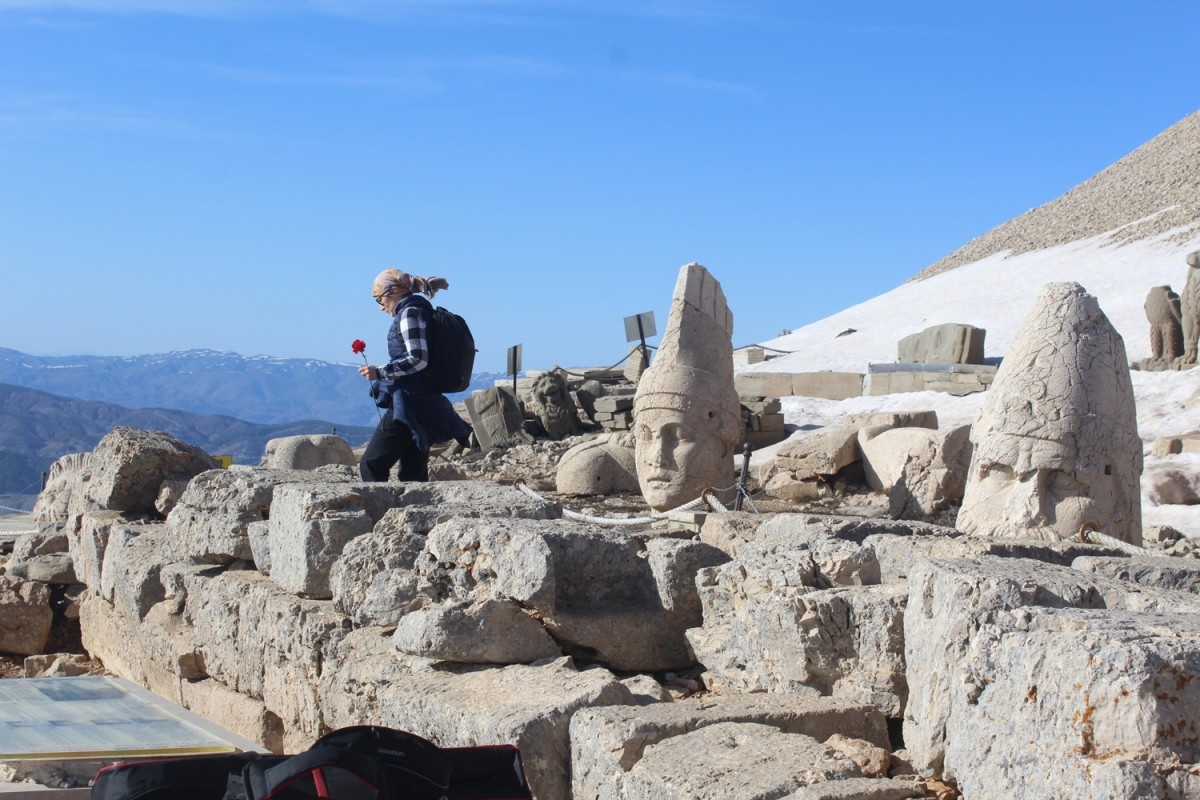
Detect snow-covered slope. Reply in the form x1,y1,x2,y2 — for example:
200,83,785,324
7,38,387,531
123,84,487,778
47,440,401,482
750,107,1200,375
748,224,1200,374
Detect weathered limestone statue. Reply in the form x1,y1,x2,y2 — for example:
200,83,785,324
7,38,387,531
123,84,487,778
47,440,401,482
1143,285,1183,365
32,452,91,522
555,432,640,496
261,435,357,471
633,263,742,511
528,370,583,440
1180,250,1200,366
464,387,528,451
957,282,1142,544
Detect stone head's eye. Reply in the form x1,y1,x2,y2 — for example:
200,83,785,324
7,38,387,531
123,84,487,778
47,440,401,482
981,463,1015,481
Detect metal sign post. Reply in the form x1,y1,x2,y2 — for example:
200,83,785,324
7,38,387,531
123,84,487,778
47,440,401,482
507,344,522,395
623,311,656,365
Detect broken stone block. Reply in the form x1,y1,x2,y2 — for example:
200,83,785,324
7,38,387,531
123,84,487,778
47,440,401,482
687,519,904,711
865,529,1126,585
319,646,634,800
761,428,860,484
1142,459,1200,505
173,568,353,748
5,548,76,585
164,467,356,565
857,424,971,520
842,411,939,431
267,484,375,599
327,483,560,627
903,556,1200,782
619,722,866,800
896,322,985,364
392,598,561,664
0,577,53,656
84,427,220,516
944,607,1200,800
570,694,891,800
99,522,167,620
782,777,924,799
406,516,724,672
465,387,528,451
66,511,122,594
1071,554,1200,594
32,452,91,523
22,653,91,678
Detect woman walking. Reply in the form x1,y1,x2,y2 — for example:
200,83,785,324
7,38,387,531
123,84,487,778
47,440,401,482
358,269,472,481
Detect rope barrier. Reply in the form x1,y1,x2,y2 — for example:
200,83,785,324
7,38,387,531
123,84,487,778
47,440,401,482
516,482,753,527
556,344,659,379
1076,525,1154,557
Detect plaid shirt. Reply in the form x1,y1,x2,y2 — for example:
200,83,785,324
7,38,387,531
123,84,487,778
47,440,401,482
379,304,429,379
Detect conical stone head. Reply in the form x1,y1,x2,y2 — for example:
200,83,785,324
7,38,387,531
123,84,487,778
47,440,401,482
633,263,743,511
957,282,1142,544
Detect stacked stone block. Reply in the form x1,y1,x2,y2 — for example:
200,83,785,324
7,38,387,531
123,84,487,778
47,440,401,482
739,395,787,449
592,393,635,431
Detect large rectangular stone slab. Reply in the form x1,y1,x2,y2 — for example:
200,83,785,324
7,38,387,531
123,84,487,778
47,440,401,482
570,694,890,800
319,639,633,800
944,608,1200,800
1072,554,1200,595
903,556,1200,786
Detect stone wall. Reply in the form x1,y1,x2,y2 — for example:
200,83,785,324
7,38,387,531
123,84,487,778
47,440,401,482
9,426,1200,799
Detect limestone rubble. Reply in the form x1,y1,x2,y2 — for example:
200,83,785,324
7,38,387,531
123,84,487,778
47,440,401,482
4,422,1200,799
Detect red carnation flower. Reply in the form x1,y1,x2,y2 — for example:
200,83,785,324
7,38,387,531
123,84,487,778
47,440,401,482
351,339,366,355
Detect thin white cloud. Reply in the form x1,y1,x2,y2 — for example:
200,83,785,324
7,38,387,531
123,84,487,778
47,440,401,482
613,68,759,99
193,53,570,92
0,0,281,14
0,93,171,131
0,0,748,23
0,92,229,140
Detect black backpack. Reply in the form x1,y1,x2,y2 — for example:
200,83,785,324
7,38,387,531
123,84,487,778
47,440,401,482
90,752,259,800
90,726,532,800
423,305,476,395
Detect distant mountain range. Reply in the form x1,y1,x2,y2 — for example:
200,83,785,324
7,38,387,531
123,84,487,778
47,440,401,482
0,348,507,429
0,348,509,500
0,382,377,496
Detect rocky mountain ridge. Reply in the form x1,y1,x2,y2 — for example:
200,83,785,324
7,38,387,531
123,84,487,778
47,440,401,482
0,383,374,496
0,347,505,429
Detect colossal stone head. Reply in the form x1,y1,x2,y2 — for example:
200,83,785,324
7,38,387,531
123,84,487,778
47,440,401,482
956,283,1142,545
633,263,742,511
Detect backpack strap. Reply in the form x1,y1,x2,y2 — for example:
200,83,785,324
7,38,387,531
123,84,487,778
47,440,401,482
309,726,452,799
241,747,389,800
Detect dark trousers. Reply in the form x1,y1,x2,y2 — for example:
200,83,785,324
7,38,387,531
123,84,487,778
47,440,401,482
359,413,429,482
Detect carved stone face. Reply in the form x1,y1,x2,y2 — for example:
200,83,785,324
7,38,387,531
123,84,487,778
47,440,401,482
531,372,579,440
960,433,1119,540
634,403,733,511
955,283,1141,544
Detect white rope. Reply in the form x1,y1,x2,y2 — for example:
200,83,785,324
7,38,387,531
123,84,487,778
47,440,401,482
516,483,751,527
0,503,33,514
1077,527,1155,557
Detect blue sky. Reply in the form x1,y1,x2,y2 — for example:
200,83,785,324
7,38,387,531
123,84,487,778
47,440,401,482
1,1,1198,374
